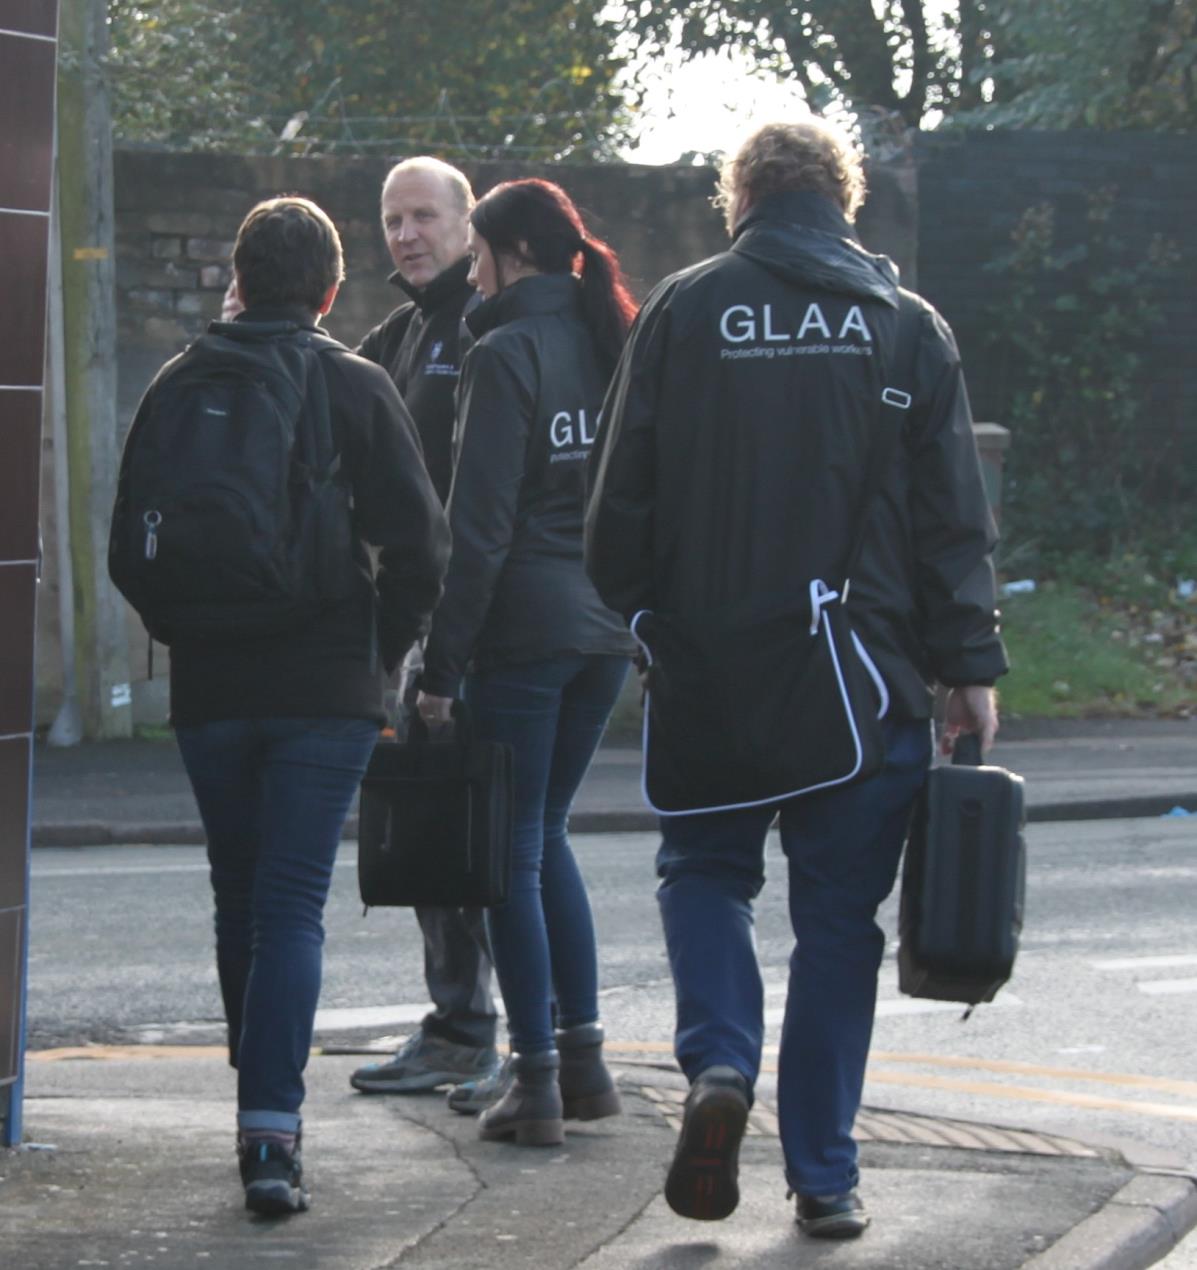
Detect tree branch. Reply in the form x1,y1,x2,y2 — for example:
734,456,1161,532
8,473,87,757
897,0,932,122
807,0,901,113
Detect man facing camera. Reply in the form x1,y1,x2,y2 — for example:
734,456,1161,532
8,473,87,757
350,158,503,1103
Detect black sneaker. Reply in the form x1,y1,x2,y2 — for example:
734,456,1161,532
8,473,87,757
664,1065,750,1221
795,1190,870,1239
238,1135,310,1216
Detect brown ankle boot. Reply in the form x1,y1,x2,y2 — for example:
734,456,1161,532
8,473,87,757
478,1049,564,1146
557,1022,622,1121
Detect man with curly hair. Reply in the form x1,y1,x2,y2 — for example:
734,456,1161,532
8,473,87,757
586,117,1006,1239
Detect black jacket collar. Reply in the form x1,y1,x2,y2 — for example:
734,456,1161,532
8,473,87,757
465,272,581,339
236,304,319,326
730,190,899,306
389,255,473,315
733,190,859,244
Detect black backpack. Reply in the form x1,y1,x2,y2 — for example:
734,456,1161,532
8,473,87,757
109,320,356,645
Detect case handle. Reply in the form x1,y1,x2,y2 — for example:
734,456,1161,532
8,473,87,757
950,732,984,767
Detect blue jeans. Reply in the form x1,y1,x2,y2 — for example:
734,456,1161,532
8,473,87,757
175,716,378,1131
466,654,629,1054
656,718,931,1197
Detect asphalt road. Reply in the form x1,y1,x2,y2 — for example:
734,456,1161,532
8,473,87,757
25,818,1197,1185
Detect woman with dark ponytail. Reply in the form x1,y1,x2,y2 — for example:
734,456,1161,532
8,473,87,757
417,179,637,1146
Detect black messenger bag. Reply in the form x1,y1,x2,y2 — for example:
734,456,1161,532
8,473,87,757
898,733,1026,1007
633,583,889,814
358,704,513,908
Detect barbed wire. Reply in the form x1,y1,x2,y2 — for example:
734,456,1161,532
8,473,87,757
114,75,633,159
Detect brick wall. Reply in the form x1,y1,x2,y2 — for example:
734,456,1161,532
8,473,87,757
52,135,1191,728
32,149,909,727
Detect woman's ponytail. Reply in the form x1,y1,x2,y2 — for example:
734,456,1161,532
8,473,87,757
577,236,638,375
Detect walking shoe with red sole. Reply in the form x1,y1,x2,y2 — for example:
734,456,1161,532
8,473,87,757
664,1066,750,1221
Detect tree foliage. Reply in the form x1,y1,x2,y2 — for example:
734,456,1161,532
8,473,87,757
617,1,1009,129
616,1,1197,132
957,0,1197,130
106,0,630,158
985,191,1182,558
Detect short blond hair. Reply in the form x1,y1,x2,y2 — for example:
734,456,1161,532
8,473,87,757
716,119,867,231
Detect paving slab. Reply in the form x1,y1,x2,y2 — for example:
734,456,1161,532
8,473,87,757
5,1051,1192,1270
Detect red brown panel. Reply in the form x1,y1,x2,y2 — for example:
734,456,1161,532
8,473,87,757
1,3,57,38
0,906,24,1083
0,390,41,562
0,564,36,737
0,34,56,213
0,738,30,910
0,213,48,388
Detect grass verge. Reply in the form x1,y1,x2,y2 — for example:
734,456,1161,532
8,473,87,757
999,578,1197,719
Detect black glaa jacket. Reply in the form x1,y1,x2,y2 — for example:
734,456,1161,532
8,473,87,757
421,273,634,696
356,257,474,503
585,191,1007,719
168,306,450,726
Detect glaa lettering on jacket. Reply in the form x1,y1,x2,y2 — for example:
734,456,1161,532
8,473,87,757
551,409,598,448
720,303,873,344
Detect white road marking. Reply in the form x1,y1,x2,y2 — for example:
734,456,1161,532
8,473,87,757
761,984,1023,1024
313,1003,431,1030
1094,954,1197,971
1137,978,1197,996
32,861,210,877
31,856,357,879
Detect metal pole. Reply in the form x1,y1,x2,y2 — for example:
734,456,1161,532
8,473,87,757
46,159,83,748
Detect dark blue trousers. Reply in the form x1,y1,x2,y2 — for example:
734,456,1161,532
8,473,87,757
176,715,378,1131
656,718,931,1197
467,654,628,1054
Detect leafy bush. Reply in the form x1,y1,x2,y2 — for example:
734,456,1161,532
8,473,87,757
985,189,1182,569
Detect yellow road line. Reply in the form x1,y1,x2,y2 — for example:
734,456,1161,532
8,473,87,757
869,1051,1197,1099
29,1045,229,1062
26,1042,1197,1125
607,1043,1197,1099
863,1069,1197,1123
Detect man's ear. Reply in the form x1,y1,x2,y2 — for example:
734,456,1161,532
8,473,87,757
317,282,340,316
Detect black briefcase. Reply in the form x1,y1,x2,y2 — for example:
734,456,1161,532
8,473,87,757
358,704,513,908
898,733,1026,1006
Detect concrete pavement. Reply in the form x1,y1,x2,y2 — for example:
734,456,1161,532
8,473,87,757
7,717,1197,1267
8,1045,1197,1270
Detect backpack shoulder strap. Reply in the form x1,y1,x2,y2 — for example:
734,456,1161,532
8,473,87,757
288,329,345,478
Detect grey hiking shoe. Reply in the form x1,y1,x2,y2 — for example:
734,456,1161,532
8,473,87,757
350,1030,500,1094
237,1132,309,1216
447,1054,513,1115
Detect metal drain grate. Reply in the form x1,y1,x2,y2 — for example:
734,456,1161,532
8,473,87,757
635,1085,1100,1158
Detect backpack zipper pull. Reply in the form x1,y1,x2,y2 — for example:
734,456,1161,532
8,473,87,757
143,510,162,560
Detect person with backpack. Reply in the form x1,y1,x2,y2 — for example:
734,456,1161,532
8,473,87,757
585,119,1007,1237
414,179,638,1147
109,196,450,1215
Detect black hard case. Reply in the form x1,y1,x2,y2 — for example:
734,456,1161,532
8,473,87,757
358,707,513,909
898,734,1026,1005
